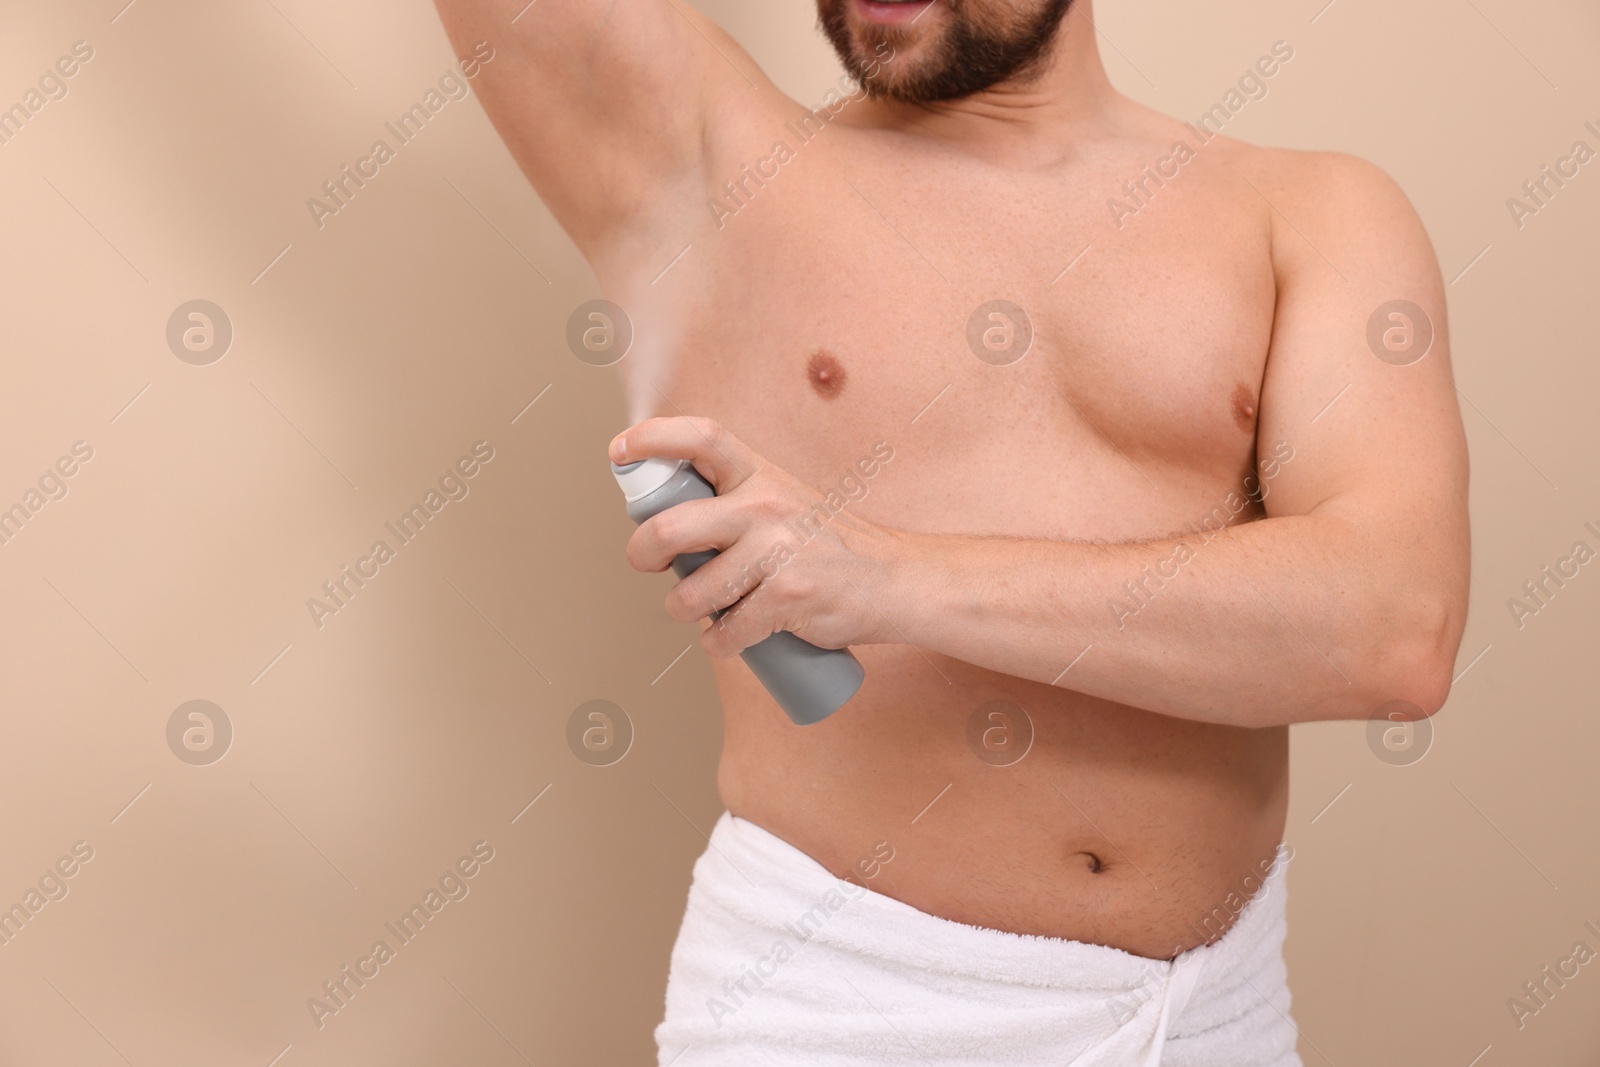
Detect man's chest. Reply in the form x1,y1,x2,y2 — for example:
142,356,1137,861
634,142,1279,537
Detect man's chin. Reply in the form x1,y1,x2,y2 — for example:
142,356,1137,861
822,0,972,104
822,0,1075,105
855,67,935,104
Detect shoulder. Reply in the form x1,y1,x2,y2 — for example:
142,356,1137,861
1241,148,1417,225
1112,102,1418,227
1230,146,1440,288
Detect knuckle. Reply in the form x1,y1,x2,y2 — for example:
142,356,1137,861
702,621,731,656
715,608,746,643
624,531,651,571
675,574,707,619
701,417,730,451
666,594,694,625
753,492,788,522
777,574,810,605
648,511,681,554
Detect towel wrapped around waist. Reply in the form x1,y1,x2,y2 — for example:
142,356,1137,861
656,812,1302,1067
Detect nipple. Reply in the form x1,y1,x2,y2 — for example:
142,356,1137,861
808,349,846,401
1231,383,1257,432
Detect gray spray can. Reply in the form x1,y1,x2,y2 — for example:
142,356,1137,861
611,457,865,725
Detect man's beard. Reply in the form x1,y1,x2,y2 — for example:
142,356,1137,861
819,0,1076,104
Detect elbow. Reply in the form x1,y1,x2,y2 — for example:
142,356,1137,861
1382,647,1454,719
1351,595,1465,721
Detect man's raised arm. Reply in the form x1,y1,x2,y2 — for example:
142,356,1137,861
433,0,762,257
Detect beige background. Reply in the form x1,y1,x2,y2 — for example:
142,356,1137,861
0,0,1596,1063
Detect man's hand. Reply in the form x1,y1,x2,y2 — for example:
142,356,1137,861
610,418,899,658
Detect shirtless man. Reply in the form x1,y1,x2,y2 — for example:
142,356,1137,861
432,0,1469,1062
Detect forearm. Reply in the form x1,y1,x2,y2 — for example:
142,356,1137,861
870,514,1463,727
607,414,1468,729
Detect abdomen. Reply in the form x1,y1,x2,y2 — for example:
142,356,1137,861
714,644,1289,959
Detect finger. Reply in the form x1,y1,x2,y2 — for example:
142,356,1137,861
663,542,778,623
701,586,781,659
609,416,761,494
626,496,748,574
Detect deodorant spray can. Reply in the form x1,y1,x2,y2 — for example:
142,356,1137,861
612,457,865,725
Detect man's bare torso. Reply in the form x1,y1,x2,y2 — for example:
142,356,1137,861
625,94,1294,958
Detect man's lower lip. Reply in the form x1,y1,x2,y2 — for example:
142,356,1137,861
855,0,935,25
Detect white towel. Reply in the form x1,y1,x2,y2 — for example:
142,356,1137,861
657,813,1302,1067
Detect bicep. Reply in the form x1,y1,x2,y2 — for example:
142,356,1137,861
1256,153,1468,565
432,0,752,253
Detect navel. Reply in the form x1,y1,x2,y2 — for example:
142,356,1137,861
807,349,846,401
1230,382,1257,432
